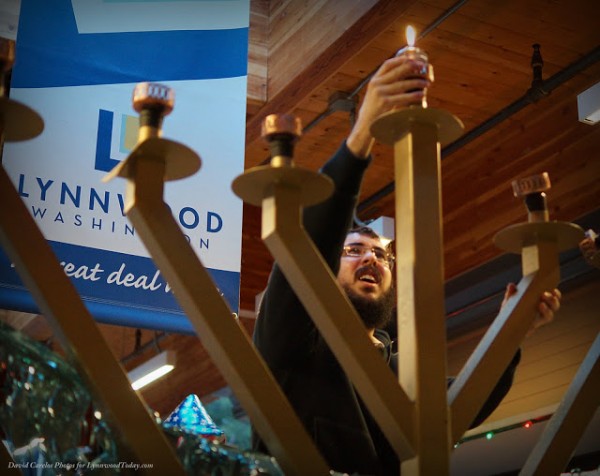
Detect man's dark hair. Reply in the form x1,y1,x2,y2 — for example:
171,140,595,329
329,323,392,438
347,226,381,240
347,226,394,260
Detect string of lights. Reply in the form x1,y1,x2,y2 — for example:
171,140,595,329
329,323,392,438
455,414,552,447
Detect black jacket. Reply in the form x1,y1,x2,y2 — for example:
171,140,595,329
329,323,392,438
253,142,519,475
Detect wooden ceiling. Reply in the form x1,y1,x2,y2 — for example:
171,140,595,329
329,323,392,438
118,0,600,419
13,0,600,435
239,0,600,316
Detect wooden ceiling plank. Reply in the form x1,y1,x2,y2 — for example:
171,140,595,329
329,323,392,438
442,93,599,208
374,0,597,69
268,0,378,96
245,0,420,159
247,0,269,106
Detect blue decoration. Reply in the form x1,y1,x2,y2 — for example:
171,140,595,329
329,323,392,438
163,394,225,441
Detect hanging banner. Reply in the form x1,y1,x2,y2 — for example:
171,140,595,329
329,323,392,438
0,0,250,333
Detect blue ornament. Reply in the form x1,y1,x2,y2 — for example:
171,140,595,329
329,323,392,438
162,394,224,441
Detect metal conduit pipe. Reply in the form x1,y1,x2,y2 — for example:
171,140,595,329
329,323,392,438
120,331,168,365
357,45,600,216
443,45,600,157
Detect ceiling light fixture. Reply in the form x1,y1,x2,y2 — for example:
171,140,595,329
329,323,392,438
128,350,175,390
577,80,600,125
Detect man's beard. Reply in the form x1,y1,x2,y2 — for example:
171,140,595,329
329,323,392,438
343,284,395,330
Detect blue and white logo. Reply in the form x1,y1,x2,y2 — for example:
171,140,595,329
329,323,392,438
1,0,249,332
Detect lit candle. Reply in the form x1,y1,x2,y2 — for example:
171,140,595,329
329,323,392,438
396,26,427,61
395,25,433,107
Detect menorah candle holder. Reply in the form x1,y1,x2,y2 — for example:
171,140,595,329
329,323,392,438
498,176,595,476
395,25,435,108
234,113,417,464
494,172,584,261
232,113,333,207
106,90,330,476
449,172,584,444
0,40,184,474
370,103,464,474
103,82,200,184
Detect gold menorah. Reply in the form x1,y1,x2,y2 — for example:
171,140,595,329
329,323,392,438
1,31,597,475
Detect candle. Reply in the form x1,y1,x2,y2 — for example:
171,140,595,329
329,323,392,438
396,26,428,61
395,26,433,107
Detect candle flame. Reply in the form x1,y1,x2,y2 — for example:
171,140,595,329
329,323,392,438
406,25,416,47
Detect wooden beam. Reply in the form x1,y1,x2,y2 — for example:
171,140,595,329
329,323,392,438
247,0,269,107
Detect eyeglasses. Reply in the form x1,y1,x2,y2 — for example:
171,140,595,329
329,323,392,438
342,244,395,268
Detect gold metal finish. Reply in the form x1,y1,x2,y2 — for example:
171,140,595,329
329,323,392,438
269,155,293,167
519,333,600,476
493,222,584,254
371,108,463,474
103,137,201,183
370,106,464,147
232,165,333,207
0,38,15,71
